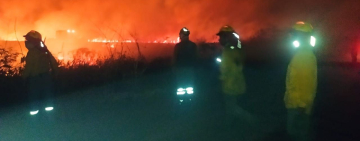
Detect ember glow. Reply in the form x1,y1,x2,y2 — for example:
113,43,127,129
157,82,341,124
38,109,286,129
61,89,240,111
86,38,180,44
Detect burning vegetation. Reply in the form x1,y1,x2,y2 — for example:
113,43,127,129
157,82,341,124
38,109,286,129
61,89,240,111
0,0,359,75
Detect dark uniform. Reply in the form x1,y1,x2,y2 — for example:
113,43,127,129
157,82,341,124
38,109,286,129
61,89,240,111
22,30,59,114
173,38,197,103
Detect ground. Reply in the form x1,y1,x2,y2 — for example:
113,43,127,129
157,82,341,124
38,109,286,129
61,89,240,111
1,63,359,141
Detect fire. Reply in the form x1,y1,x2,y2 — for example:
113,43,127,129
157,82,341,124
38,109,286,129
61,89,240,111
58,55,64,60
87,38,180,44
88,38,119,43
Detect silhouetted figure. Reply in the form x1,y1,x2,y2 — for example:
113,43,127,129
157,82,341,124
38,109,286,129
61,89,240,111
285,21,317,141
216,25,254,129
22,30,59,115
173,27,197,104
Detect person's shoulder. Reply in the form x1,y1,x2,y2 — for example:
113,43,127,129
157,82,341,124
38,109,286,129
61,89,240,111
175,42,181,47
188,40,197,46
26,49,41,55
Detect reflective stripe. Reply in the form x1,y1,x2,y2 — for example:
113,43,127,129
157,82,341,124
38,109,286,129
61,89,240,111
45,107,54,111
30,110,39,115
40,42,44,47
177,88,185,92
310,36,316,47
233,33,240,39
186,87,193,91
177,91,186,95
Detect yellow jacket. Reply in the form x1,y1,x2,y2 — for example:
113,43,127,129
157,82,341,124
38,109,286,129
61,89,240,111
22,45,59,78
284,48,317,114
220,46,246,95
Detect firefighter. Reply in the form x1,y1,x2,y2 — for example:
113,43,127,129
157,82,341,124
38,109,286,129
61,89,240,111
285,21,317,141
173,27,197,104
22,30,59,115
216,25,253,127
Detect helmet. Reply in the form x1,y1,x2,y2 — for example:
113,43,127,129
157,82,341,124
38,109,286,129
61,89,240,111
216,25,235,35
291,21,316,48
179,27,190,36
217,25,241,48
292,21,313,33
23,30,42,40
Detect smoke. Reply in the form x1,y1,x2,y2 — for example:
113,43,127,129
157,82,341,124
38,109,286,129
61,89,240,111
0,0,359,43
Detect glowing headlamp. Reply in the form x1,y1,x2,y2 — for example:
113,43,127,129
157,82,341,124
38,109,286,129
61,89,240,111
292,36,316,48
293,40,300,48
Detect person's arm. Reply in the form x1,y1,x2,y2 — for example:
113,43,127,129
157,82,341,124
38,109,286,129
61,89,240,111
48,52,59,77
285,61,296,100
173,44,179,67
22,52,35,79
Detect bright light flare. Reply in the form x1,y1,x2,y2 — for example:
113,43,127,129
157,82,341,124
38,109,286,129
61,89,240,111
216,58,222,62
310,36,316,47
67,29,75,33
30,110,39,115
45,107,54,111
293,40,300,48
182,28,188,32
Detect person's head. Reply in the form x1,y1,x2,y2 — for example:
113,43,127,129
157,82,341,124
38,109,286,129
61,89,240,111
23,30,42,42
290,21,316,49
23,30,43,50
216,25,241,48
179,27,190,41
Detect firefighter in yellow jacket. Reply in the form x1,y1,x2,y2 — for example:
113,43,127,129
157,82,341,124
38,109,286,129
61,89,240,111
216,25,253,127
285,21,317,141
22,30,59,115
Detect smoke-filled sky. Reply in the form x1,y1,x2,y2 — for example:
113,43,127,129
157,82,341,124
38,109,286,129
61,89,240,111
0,0,359,43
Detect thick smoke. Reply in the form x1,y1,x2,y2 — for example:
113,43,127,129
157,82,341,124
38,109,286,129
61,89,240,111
0,0,359,44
